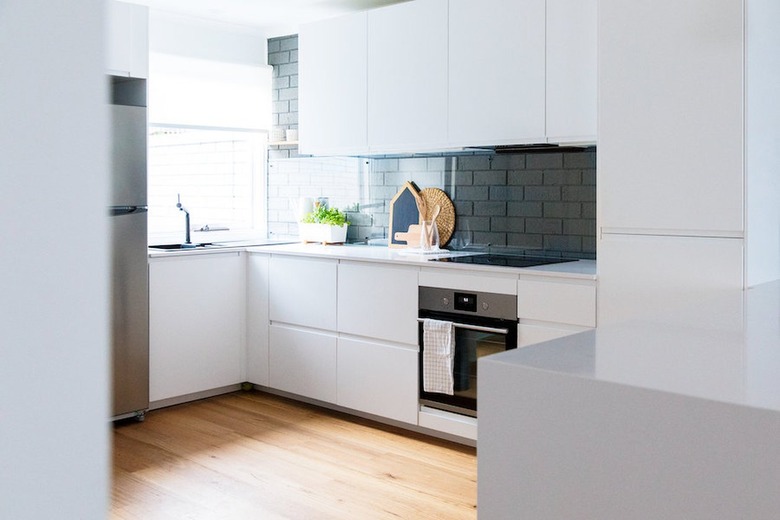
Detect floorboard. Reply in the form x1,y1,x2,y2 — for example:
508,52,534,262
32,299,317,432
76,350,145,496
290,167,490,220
111,390,477,519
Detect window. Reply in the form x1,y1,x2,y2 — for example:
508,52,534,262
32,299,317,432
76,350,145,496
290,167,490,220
147,51,272,243
147,126,266,241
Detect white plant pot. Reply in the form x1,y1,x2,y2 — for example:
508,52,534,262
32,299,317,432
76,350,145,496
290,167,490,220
299,223,348,244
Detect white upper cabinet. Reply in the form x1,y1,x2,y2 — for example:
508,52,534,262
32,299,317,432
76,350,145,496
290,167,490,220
298,0,597,154
106,1,148,78
367,0,449,152
448,0,546,146
546,0,597,143
299,11,368,155
598,0,744,235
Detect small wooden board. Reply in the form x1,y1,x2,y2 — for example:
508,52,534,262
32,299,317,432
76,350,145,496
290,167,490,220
388,181,423,248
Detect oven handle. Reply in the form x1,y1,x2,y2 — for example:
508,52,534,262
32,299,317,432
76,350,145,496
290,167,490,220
417,318,509,335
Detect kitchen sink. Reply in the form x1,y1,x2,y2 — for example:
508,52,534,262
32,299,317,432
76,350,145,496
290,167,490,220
148,243,217,250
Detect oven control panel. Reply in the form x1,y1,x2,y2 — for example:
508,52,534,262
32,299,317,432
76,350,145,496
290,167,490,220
454,292,477,312
419,286,517,321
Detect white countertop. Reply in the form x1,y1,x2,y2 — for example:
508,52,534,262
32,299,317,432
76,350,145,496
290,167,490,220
485,279,780,413
246,243,597,280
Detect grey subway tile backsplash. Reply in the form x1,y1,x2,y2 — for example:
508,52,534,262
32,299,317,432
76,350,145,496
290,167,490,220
268,148,598,257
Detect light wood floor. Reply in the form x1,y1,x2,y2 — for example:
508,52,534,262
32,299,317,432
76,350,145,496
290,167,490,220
111,390,477,519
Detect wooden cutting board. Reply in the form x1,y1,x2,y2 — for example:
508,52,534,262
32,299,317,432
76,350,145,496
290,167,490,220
419,188,456,247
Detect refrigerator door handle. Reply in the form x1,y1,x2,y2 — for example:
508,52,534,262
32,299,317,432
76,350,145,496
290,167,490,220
109,206,148,217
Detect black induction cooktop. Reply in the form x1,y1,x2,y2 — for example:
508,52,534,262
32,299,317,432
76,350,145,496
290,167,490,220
433,254,575,268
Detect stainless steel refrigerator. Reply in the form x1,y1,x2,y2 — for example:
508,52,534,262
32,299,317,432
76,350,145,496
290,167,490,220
109,76,149,420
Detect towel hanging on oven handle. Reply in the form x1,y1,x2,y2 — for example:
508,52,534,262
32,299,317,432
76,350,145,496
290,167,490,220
417,318,508,335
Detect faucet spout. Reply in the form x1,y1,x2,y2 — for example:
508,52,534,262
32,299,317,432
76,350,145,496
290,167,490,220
176,193,192,245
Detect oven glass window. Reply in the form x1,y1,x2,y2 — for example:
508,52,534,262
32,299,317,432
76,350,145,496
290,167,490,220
452,329,507,400
419,314,516,418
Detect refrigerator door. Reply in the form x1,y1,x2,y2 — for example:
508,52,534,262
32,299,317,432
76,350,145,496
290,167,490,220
111,207,149,417
110,103,147,207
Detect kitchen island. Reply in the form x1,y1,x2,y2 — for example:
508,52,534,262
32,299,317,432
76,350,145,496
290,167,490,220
478,279,780,519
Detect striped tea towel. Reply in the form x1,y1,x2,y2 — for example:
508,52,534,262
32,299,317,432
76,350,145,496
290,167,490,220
423,318,455,395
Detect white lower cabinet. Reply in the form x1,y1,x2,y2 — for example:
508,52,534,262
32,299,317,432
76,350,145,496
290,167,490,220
246,253,270,386
337,337,418,425
517,277,596,348
269,324,338,404
337,261,418,344
149,252,244,403
269,255,337,330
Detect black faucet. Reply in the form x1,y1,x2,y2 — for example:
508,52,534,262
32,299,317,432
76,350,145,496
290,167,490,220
176,193,192,246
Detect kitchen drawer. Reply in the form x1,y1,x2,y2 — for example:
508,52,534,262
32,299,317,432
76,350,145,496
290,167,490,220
517,278,596,327
269,324,337,404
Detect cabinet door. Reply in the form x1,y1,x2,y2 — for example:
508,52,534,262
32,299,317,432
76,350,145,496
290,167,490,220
338,337,418,424
546,0,597,142
598,0,743,234
299,11,367,155
517,278,596,328
517,277,596,348
518,323,587,349
149,253,244,402
448,0,546,146
269,255,337,330
367,0,448,152
337,262,418,345
106,1,148,78
597,233,744,327
246,253,270,386
269,324,338,403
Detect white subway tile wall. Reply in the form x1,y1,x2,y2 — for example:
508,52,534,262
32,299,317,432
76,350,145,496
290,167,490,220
148,128,264,237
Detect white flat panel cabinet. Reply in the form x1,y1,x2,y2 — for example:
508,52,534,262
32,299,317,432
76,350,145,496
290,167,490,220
518,278,596,328
149,253,244,402
448,0,546,146
299,11,367,155
246,253,270,386
598,234,744,327
367,0,448,152
299,0,596,154
337,262,418,345
106,1,148,78
338,337,418,424
516,277,596,348
518,323,586,349
269,324,338,403
269,255,337,330
598,0,744,234
546,0,597,142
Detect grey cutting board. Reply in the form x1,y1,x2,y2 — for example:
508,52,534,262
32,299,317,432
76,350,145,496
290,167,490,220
388,181,422,248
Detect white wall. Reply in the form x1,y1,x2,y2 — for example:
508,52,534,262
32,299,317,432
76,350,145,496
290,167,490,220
0,1,110,519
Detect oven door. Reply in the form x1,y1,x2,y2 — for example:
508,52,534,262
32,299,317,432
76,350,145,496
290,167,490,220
418,310,517,417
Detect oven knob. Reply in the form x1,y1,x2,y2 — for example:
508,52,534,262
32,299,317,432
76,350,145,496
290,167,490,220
482,302,489,311
441,297,449,307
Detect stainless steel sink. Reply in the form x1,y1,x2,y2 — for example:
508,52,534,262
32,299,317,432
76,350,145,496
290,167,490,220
148,243,217,250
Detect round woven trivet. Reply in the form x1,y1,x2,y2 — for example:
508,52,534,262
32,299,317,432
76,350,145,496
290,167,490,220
419,188,456,247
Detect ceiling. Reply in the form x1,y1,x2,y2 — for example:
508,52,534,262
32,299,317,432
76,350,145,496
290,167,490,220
131,0,411,35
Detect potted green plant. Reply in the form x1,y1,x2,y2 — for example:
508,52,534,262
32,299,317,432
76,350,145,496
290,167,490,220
299,204,350,244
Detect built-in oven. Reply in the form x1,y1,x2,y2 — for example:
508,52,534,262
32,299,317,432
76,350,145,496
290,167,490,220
418,286,518,418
